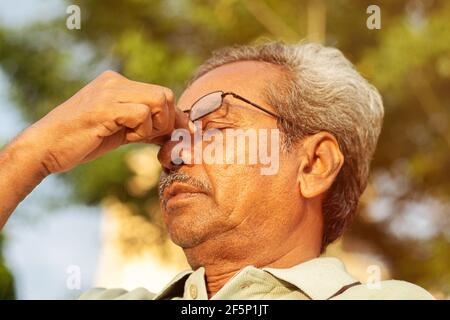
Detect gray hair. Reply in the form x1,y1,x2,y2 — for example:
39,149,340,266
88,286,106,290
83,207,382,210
189,41,384,251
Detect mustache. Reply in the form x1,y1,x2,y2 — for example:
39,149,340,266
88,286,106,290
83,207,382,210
158,171,212,201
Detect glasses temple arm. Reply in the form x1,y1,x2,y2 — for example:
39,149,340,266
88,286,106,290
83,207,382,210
226,92,279,118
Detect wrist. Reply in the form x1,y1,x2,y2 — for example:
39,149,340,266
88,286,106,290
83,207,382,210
3,131,51,182
0,129,51,229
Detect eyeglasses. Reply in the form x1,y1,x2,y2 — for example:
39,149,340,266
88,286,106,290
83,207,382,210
183,90,279,122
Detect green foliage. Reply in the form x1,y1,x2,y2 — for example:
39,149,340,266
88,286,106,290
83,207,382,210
0,234,15,300
0,0,449,296
67,146,135,204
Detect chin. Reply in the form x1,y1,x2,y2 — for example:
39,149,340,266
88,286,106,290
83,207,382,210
163,208,209,248
162,199,233,249
169,233,203,249
165,212,231,249
167,223,208,248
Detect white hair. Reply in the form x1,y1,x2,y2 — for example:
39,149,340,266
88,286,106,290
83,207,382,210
189,41,384,250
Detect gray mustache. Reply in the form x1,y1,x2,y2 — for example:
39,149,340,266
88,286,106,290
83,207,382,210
158,172,212,201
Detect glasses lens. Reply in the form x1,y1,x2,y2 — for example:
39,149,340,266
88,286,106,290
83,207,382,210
190,91,223,121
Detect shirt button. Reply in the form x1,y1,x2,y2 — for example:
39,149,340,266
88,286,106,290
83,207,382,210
189,284,198,299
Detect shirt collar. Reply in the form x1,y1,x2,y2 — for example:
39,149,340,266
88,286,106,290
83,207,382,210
262,257,359,300
153,257,358,300
152,269,194,300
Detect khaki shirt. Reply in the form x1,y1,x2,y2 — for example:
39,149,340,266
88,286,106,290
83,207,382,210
79,257,434,300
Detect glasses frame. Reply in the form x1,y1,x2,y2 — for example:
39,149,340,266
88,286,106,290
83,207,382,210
183,90,279,122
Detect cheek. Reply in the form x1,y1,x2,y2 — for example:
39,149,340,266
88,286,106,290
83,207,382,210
204,164,255,221
204,164,277,219
205,164,242,205
220,161,298,210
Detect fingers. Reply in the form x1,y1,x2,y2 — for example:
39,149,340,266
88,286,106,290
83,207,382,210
114,81,175,137
149,107,189,146
150,93,173,133
111,101,175,143
112,103,152,142
95,71,177,143
174,107,189,130
113,87,171,110
82,128,128,162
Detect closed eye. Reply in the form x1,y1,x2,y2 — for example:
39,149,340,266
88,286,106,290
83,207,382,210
203,120,236,131
205,125,230,131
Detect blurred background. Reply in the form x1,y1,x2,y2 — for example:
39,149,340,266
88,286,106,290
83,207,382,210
0,0,449,299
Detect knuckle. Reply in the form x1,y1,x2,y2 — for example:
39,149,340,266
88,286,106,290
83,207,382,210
136,104,150,118
100,70,119,79
153,91,166,106
99,70,123,87
164,88,175,104
147,85,171,106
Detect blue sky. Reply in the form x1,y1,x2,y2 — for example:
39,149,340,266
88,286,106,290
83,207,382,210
0,0,101,299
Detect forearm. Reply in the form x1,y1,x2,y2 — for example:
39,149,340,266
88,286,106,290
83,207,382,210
0,72,175,230
0,133,48,229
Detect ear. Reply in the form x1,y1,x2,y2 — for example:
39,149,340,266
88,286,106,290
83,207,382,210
297,132,344,199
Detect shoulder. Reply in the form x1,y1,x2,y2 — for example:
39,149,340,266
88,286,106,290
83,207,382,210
331,280,435,300
78,287,156,300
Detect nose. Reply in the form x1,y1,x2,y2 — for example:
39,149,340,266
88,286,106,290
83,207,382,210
158,136,198,174
157,107,192,174
158,141,180,174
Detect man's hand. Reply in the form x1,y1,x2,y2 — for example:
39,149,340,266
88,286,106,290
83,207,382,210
0,70,179,228
25,70,176,174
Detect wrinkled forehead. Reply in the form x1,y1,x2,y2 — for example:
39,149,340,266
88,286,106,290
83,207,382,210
177,60,284,112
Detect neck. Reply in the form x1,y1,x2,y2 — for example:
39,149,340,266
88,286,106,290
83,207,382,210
203,245,320,298
184,206,323,298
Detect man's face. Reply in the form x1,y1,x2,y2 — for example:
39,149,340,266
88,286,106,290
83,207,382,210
158,61,304,249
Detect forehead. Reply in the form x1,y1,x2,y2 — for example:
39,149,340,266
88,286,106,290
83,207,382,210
178,60,284,110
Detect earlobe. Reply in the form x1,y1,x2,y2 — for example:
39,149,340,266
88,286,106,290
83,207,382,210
297,132,344,199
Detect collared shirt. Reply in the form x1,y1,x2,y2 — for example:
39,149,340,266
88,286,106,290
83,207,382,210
78,257,434,300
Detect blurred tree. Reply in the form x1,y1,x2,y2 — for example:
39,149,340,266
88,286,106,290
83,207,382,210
0,0,449,296
0,234,15,300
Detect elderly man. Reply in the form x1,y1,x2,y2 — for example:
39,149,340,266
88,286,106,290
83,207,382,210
0,42,433,299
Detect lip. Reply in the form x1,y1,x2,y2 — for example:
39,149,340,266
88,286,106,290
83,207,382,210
163,182,207,204
165,192,204,208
